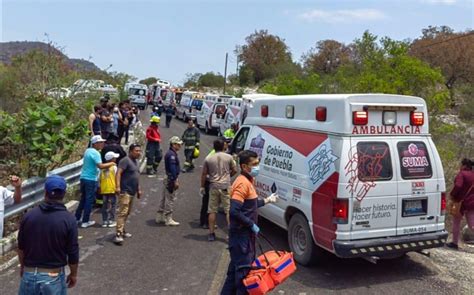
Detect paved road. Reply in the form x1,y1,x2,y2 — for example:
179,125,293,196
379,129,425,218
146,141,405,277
0,110,473,294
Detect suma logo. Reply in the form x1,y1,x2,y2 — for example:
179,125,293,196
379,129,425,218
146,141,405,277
408,143,419,156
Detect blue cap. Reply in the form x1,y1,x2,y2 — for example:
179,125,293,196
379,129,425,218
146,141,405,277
45,175,67,194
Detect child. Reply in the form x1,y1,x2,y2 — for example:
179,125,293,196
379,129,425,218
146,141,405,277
100,152,119,227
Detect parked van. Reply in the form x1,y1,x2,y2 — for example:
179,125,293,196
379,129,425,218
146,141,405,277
125,83,148,110
196,94,228,134
176,91,204,121
229,94,448,265
219,97,242,136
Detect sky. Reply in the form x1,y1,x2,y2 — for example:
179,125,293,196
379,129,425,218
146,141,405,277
1,0,473,85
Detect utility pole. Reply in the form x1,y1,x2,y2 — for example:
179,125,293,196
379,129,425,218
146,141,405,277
223,52,228,94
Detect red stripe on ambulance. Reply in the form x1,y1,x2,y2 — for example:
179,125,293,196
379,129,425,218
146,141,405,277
312,172,339,250
260,126,327,156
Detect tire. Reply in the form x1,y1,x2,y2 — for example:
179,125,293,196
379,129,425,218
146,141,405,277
288,213,320,266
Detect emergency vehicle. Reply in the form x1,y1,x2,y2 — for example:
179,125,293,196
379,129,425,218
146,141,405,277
229,94,448,265
219,97,242,136
176,91,204,121
125,83,148,110
196,94,230,134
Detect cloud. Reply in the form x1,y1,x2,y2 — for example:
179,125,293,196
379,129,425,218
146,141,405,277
421,0,457,5
298,9,387,24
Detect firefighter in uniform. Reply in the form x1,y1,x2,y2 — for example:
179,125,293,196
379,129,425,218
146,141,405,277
181,119,200,173
221,150,277,295
145,116,162,175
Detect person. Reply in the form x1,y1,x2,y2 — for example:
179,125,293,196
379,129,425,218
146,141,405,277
181,119,200,173
164,104,175,128
88,105,102,136
201,138,237,241
18,175,79,294
75,135,115,228
223,123,238,140
112,105,122,136
156,136,183,226
117,101,130,144
100,94,110,109
114,144,142,245
0,175,22,238
151,106,160,119
145,116,162,175
99,152,119,228
157,100,164,116
221,150,278,295
100,106,114,140
101,134,127,164
446,158,474,249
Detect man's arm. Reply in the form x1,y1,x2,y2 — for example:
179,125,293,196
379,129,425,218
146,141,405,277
115,168,123,193
97,162,115,169
229,160,237,177
200,164,208,188
10,175,22,204
67,264,78,288
88,114,95,133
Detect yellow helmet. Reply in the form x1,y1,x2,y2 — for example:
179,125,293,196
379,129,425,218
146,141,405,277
193,147,200,158
150,116,160,123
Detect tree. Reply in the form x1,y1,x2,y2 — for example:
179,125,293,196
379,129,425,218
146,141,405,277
183,73,201,88
237,30,296,84
139,77,158,86
198,72,225,87
302,40,351,74
410,26,474,104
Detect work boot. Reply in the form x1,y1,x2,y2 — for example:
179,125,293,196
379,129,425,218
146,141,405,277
146,167,154,175
165,215,180,226
155,212,165,224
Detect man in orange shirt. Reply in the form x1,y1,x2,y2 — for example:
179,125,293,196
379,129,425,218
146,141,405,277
221,150,277,295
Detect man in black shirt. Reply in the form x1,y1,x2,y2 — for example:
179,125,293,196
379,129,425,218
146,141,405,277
18,175,79,294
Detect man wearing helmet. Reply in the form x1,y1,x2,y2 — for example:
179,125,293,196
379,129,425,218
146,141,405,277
145,116,162,175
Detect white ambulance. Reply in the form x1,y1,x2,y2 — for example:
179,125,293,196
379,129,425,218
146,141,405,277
196,94,230,134
219,97,243,136
229,94,448,265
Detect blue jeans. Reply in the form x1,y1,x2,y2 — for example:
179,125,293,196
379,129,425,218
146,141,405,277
19,270,67,295
75,179,97,223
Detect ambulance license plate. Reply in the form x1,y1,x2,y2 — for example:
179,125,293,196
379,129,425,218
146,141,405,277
402,198,427,217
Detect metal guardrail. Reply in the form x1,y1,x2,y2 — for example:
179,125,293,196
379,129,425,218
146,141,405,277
4,159,83,219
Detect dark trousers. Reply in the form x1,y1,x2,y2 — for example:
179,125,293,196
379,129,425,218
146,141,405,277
118,125,129,144
146,141,162,170
183,148,194,170
75,179,97,223
200,180,210,226
221,232,255,295
165,115,172,128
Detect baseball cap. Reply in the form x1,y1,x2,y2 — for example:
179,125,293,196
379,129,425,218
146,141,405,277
105,151,120,161
91,135,106,145
45,175,67,195
169,136,183,145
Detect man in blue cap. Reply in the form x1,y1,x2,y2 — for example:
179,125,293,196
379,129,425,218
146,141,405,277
18,174,79,294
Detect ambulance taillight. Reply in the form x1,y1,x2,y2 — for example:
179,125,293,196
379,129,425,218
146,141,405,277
333,199,349,224
441,192,447,216
410,111,424,126
352,111,368,125
261,105,269,117
316,107,327,121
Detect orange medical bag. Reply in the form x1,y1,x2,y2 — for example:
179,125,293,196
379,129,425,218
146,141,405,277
243,234,297,294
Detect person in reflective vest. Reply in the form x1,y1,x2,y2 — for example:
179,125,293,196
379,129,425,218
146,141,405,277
181,119,200,173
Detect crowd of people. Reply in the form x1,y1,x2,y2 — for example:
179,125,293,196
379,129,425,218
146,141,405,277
1,94,473,294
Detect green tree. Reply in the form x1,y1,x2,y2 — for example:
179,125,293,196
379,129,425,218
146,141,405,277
139,77,158,86
237,30,297,84
198,72,225,87
302,40,351,74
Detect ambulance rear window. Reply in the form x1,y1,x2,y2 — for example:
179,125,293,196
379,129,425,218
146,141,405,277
397,142,432,179
357,142,392,181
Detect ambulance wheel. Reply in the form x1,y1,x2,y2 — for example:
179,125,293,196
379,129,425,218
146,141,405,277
288,213,318,266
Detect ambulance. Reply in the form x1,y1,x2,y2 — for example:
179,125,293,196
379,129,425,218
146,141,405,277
196,94,230,134
229,94,448,265
219,97,243,136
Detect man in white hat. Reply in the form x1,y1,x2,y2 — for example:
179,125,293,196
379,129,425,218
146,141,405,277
75,135,116,228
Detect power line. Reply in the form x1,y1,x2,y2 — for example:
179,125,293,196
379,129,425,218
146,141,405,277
415,31,474,50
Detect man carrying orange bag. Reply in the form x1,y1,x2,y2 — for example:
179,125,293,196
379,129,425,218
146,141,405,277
221,150,278,295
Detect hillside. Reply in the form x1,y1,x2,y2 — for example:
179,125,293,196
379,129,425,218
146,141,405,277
0,41,100,72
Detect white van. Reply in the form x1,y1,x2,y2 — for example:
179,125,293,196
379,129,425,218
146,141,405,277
176,91,204,121
125,83,148,110
219,97,243,136
229,94,448,265
196,94,229,134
